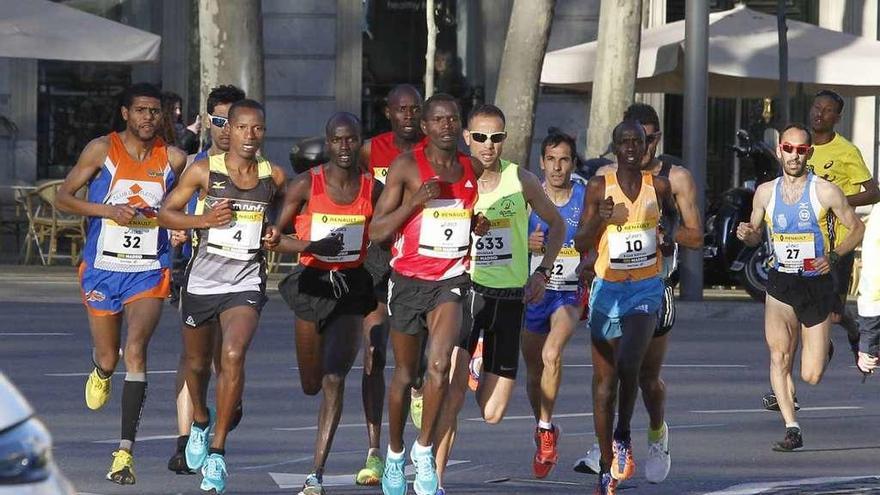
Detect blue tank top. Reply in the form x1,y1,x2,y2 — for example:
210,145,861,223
528,181,586,291
764,174,831,277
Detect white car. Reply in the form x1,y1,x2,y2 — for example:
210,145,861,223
0,372,74,495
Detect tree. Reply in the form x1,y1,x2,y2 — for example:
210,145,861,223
493,0,557,168
586,0,642,158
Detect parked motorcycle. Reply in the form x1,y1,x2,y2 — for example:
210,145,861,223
289,136,328,174
704,129,780,302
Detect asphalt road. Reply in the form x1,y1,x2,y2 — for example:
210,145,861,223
3,267,880,494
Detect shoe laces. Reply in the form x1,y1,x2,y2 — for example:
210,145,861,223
647,440,666,458
305,473,321,487
539,428,555,451
204,456,226,479
414,453,435,482
385,458,404,481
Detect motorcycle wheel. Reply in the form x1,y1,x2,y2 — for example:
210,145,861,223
738,244,770,303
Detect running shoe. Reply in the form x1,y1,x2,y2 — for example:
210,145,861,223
85,368,111,410
468,337,483,391
573,443,601,474
436,488,446,495
298,472,324,495
533,424,560,478
200,453,227,494
610,438,635,481
645,422,670,483
772,427,803,452
186,407,214,470
411,442,439,495
381,452,407,495
168,435,195,474
106,449,135,485
762,392,800,411
594,471,618,494
410,391,423,430
356,454,384,486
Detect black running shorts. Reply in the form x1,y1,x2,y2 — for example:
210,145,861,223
363,243,392,301
830,251,855,312
278,264,377,331
653,282,676,338
461,283,525,379
767,269,835,327
181,290,267,328
387,272,470,337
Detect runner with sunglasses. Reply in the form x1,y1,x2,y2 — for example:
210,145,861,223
167,84,246,475
432,104,564,493
737,123,863,452
55,82,187,484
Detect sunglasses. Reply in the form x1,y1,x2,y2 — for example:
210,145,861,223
209,115,228,128
780,142,811,155
470,131,507,144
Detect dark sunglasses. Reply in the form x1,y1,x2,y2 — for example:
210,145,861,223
470,131,507,144
780,142,811,155
209,115,228,128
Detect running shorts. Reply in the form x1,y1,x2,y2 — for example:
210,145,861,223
180,290,267,328
462,283,525,379
767,269,835,327
588,277,664,342
79,263,170,316
388,272,470,337
525,288,584,335
830,251,855,313
278,264,377,331
363,242,392,301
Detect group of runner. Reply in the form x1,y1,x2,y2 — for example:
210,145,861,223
57,81,877,495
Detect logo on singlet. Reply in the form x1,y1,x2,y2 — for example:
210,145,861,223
85,290,106,302
146,169,163,178
212,181,226,190
776,214,788,230
798,204,811,223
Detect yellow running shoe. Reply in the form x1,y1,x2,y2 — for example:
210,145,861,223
85,368,111,410
355,454,384,486
106,449,135,485
410,391,423,430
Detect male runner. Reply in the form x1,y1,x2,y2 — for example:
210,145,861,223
432,104,565,492
158,99,286,493
369,93,487,495
737,123,863,452
56,82,186,484
355,84,424,485
271,113,381,495
168,84,246,474
575,103,702,483
575,120,674,494
521,131,587,479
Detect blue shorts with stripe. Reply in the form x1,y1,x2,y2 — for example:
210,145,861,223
587,276,664,342
524,289,584,335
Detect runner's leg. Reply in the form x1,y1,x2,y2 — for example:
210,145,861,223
434,346,469,486
387,330,423,453
537,305,578,424
591,338,618,470
418,301,464,447
765,294,801,426
639,333,669,431
361,303,388,452
799,316,832,385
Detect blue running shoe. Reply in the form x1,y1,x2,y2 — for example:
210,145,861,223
381,452,407,495
186,407,214,470
436,488,446,495
200,453,227,494
410,443,438,495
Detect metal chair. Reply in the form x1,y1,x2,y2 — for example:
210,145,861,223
23,180,85,265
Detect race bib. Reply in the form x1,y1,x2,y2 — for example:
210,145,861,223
474,218,512,267
772,233,816,273
98,214,160,266
531,246,581,291
373,167,389,184
418,200,471,259
607,221,658,270
310,213,366,263
206,206,265,261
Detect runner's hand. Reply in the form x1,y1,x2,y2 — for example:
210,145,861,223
735,222,761,246
410,178,441,207
858,352,877,374
523,271,547,304
577,251,597,285
472,212,490,236
262,225,281,249
306,234,343,256
106,204,136,226
811,256,831,275
598,196,615,220
170,230,188,247
528,226,544,253
203,199,233,228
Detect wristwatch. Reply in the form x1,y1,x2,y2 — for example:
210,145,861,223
534,265,551,283
828,251,840,266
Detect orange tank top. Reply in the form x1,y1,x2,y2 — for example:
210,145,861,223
594,172,662,282
295,166,374,270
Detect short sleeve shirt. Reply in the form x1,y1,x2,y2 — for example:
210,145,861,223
808,133,870,244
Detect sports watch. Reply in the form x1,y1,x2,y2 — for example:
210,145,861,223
534,265,551,283
828,251,840,266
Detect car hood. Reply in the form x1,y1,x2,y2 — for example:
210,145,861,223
0,373,34,430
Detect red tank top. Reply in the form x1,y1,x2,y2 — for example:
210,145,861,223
368,132,399,184
295,166,374,270
390,147,477,281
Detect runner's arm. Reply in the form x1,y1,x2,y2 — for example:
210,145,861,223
820,180,865,257
369,153,421,242
574,176,607,253
520,168,564,269
736,182,770,247
848,178,880,207
157,160,215,230
271,172,318,254
670,166,703,249
167,146,188,178
55,137,119,219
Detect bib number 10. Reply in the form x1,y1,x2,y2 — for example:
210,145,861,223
625,240,643,253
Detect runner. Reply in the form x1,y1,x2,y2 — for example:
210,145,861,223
158,99,286,494
521,131,588,479
369,93,486,495
736,123,863,452
167,84,246,475
574,103,703,483
272,112,381,495
355,84,424,486
575,120,674,494
432,104,565,492
55,82,186,484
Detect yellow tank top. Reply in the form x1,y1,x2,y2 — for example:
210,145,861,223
595,172,662,282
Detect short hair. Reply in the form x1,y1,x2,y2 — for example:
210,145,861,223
121,82,162,108
541,131,577,159
386,84,422,106
467,103,506,126
422,93,461,120
227,99,265,122
623,102,661,130
611,120,646,145
207,85,246,114
814,89,844,114
325,111,362,137
782,122,813,145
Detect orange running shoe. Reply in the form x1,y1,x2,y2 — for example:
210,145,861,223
594,471,618,494
610,438,636,481
532,424,561,478
467,337,483,391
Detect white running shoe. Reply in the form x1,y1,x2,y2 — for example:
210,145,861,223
645,422,670,483
572,443,600,474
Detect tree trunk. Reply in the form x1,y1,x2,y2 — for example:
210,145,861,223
493,0,556,168
586,0,642,158
198,0,264,117
425,0,437,98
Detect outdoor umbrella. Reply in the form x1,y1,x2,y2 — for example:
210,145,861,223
0,0,160,62
541,3,880,98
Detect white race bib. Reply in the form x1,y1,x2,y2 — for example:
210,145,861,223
98,214,160,267
607,221,658,270
772,233,816,273
474,218,512,267
310,213,366,263
531,247,581,291
418,200,471,259
373,167,389,184
206,209,264,261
